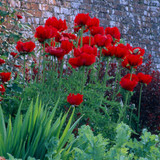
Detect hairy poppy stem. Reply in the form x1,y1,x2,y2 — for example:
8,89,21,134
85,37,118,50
23,55,26,87
80,27,84,48
89,30,91,46
117,91,129,123
123,91,129,122
129,107,134,127
138,84,143,128
104,57,110,85
98,47,102,81
57,60,64,99
130,67,133,80
81,67,86,93
42,42,46,83
38,47,42,82
112,59,121,100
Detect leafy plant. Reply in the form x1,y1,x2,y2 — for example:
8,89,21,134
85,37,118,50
131,55,160,133
0,96,81,160
45,123,160,160
106,123,160,160
45,125,108,160
7,154,36,160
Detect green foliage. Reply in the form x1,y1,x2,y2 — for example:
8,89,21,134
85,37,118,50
0,2,32,57
44,123,160,160
7,154,37,160
0,96,81,160
106,123,160,160
70,125,108,160
45,125,108,160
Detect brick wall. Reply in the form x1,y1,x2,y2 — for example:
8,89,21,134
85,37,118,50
5,0,160,69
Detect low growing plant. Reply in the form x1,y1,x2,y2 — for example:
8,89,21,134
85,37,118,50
0,96,81,160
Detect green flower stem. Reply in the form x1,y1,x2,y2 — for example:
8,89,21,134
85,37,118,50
51,57,54,71
138,84,143,126
104,57,110,85
117,91,130,123
50,57,55,87
54,57,57,72
130,67,133,80
123,91,130,121
42,42,46,83
98,47,102,80
38,47,42,82
117,60,122,90
57,60,64,99
129,107,134,127
80,27,84,48
23,55,26,87
112,59,121,100
89,31,91,46
76,36,80,48
81,67,86,93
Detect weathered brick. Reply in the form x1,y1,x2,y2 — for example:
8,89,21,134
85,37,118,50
39,4,49,10
35,11,42,17
30,3,39,10
48,0,56,5
42,11,53,17
26,10,35,16
26,3,31,9
3,0,160,69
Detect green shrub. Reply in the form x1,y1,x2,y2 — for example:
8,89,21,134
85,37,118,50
106,123,160,160
0,96,81,160
45,123,160,160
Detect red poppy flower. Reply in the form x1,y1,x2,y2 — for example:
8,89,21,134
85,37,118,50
81,45,97,56
77,112,81,116
42,39,56,48
16,41,35,54
87,17,99,29
45,47,65,60
33,66,38,75
120,77,138,91
0,84,5,95
73,48,81,57
17,15,23,19
78,36,95,46
133,47,145,56
67,93,83,106
45,17,67,32
34,25,57,43
90,26,104,36
69,53,96,68
0,59,5,65
46,40,73,60
126,54,143,67
61,40,73,54
126,43,133,52
114,44,129,59
10,52,19,58
105,27,121,43
74,45,97,57
60,33,77,41
102,45,117,57
0,72,11,83
122,58,132,70
137,72,152,85
74,13,90,27
14,65,21,68
94,34,112,47
124,73,139,82
74,26,89,33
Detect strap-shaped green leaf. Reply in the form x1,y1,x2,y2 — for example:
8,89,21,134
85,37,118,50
0,106,6,142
